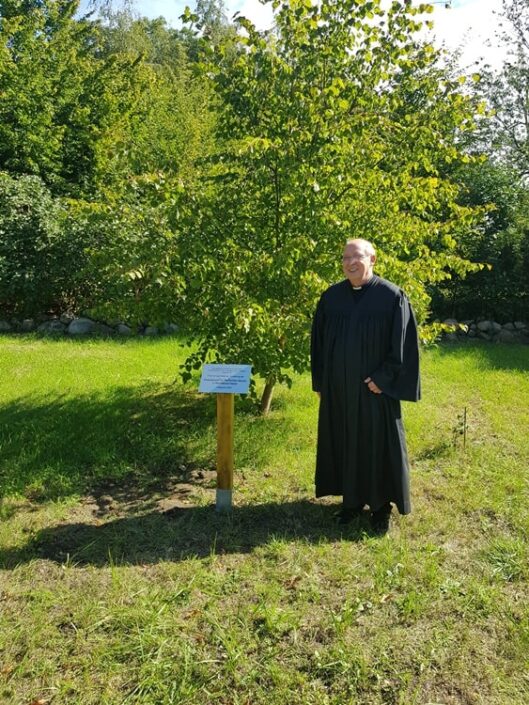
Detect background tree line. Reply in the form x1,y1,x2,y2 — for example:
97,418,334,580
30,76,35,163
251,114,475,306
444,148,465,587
0,0,528,408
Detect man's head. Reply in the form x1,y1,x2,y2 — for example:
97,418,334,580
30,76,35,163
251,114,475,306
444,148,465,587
342,238,376,287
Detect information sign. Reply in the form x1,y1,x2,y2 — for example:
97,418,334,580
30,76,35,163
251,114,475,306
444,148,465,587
199,364,251,394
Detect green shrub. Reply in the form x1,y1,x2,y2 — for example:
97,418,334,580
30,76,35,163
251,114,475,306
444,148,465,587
0,172,65,317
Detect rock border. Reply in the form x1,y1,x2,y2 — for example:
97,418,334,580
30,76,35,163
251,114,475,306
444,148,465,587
441,318,529,344
1,315,527,344
0,315,179,337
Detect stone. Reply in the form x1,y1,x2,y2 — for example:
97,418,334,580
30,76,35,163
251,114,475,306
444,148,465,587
443,318,458,326
143,326,159,336
514,321,527,330
467,329,476,338
21,319,36,332
445,333,458,342
163,323,179,334
491,321,502,333
478,331,491,341
116,324,132,336
498,329,515,343
477,320,492,332
37,319,66,334
60,313,74,325
503,322,516,331
94,322,115,336
67,318,96,335
0,320,12,332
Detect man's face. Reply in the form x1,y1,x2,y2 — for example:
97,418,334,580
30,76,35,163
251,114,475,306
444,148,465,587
342,242,375,287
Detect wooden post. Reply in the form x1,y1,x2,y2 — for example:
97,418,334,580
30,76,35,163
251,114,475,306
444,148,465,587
216,393,234,512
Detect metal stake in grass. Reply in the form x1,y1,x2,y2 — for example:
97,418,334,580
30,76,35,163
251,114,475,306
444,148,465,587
452,406,468,450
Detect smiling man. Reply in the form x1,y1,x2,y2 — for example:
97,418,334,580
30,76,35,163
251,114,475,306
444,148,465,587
310,238,421,533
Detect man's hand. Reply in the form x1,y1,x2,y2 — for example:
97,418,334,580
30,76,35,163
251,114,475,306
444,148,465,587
364,377,382,394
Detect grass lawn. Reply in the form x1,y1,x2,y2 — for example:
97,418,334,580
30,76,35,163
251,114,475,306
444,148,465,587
1,334,529,705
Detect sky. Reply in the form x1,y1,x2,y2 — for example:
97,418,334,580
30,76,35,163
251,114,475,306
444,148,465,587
78,0,508,71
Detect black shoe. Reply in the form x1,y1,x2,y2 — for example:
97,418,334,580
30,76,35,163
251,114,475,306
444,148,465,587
334,506,363,525
370,503,392,534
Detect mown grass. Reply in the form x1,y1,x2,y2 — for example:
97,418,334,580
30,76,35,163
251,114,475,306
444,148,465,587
1,335,528,705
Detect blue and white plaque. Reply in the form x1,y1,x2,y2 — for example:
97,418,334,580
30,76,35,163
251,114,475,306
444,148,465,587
199,364,252,394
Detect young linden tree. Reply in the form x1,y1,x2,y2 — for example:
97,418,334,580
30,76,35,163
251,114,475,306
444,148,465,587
180,0,483,412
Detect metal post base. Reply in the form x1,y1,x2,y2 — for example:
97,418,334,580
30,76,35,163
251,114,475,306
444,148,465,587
216,489,233,513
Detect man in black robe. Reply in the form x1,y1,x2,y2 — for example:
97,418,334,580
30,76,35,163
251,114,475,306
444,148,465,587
311,238,420,532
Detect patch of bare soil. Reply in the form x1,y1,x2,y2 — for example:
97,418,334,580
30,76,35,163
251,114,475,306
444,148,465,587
81,465,217,521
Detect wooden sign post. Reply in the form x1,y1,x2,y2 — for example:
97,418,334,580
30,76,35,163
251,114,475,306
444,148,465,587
199,364,251,513
216,393,234,512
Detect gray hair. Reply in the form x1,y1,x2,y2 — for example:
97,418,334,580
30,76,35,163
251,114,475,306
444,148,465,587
345,238,376,257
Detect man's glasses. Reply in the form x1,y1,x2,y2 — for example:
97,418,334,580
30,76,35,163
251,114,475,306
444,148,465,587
342,254,370,262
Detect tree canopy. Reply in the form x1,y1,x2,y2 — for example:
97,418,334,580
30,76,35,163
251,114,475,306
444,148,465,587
2,0,526,411
433,0,529,322
177,0,483,409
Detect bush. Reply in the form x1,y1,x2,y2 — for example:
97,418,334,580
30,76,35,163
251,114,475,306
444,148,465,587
0,172,102,318
0,173,64,317
431,163,529,322
66,187,185,327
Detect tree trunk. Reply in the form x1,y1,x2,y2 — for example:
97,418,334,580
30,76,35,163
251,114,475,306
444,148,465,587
260,376,275,415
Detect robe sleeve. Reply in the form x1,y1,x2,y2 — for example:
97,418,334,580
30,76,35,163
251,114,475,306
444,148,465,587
311,294,325,393
369,294,421,402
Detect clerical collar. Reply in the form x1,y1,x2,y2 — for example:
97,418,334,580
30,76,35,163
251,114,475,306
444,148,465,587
350,276,374,291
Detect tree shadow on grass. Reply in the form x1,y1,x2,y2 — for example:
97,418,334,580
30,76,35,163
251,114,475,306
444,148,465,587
437,340,529,373
0,384,217,501
0,500,374,568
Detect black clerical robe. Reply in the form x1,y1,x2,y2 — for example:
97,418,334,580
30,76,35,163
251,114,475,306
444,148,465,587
311,276,420,515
